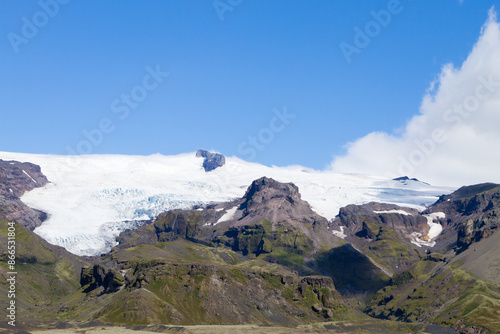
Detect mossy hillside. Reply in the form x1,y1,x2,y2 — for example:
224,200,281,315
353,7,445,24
0,220,85,317
224,219,315,259
116,223,158,248
316,244,390,293
443,183,500,201
154,210,204,242
367,260,500,333
96,263,345,326
355,221,422,274
111,239,244,268
257,249,311,275
48,238,348,326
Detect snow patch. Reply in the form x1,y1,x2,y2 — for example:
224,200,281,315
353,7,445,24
411,212,445,248
332,226,347,239
216,206,238,225
373,209,412,216
22,170,37,184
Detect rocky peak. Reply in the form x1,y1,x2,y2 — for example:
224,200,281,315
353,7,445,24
0,159,49,229
196,150,225,172
393,176,429,185
0,159,49,197
334,202,429,247
431,183,500,216
428,183,500,252
242,177,301,207
238,177,313,222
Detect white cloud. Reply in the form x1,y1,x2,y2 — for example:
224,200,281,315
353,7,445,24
331,8,500,187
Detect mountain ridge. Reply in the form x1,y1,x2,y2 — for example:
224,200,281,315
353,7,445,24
1,155,499,333
0,151,452,256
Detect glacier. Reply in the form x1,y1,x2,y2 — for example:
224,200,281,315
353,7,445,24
0,151,453,256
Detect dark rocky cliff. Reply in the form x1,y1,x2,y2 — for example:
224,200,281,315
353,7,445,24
0,159,49,229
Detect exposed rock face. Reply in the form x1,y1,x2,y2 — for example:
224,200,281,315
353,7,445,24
154,210,204,242
0,159,49,196
196,149,225,172
90,260,345,325
117,177,338,272
335,202,425,236
430,183,500,215
393,176,429,185
80,265,124,294
426,183,500,252
331,202,427,274
0,159,49,229
238,176,325,226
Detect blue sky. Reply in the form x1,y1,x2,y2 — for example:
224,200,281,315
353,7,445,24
1,0,499,172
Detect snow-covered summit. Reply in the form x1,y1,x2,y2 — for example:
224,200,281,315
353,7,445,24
0,151,453,256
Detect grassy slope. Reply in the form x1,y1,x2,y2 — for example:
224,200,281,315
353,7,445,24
316,244,390,294
47,239,354,327
367,258,500,333
358,222,421,274
0,220,86,317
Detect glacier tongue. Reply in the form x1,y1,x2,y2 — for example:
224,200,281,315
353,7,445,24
0,151,453,256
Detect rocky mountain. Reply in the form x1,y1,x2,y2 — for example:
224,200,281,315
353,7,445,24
362,184,500,333
393,176,430,185
118,177,339,274
1,157,499,333
0,159,49,229
0,172,351,330
53,240,349,327
330,202,430,276
113,178,499,333
425,183,500,253
0,151,452,256
196,149,226,172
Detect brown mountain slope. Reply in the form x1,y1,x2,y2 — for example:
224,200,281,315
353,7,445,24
0,159,49,229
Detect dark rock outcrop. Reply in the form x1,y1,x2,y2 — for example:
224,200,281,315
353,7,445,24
331,202,427,273
335,202,425,236
393,176,429,185
80,264,124,294
0,159,49,229
91,260,345,325
196,149,225,172
426,183,500,252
